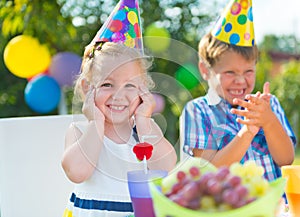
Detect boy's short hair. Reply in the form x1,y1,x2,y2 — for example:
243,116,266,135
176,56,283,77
198,32,259,67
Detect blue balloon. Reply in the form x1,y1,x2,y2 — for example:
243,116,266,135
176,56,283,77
24,75,61,114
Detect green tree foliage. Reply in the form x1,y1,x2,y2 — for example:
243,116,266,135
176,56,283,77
254,50,273,92
0,0,221,145
260,34,300,54
271,61,300,143
1,0,299,147
0,0,81,117
256,35,300,145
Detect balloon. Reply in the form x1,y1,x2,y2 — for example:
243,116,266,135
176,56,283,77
49,52,82,87
175,63,200,90
127,11,138,25
152,93,165,113
24,75,61,114
27,69,49,82
3,35,51,78
144,24,170,53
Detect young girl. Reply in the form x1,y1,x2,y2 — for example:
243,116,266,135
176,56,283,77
61,42,177,217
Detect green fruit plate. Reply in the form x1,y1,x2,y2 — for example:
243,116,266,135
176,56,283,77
149,157,286,217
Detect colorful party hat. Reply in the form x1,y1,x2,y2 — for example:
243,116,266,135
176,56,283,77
211,0,255,47
91,0,143,53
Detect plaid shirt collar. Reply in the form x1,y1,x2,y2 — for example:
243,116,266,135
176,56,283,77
205,88,243,110
205,88,221,106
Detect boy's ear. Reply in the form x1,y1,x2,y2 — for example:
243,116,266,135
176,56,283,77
198,61,210,81
81,79,90,95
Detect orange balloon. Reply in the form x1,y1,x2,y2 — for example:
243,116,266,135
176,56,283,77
4,35,51,78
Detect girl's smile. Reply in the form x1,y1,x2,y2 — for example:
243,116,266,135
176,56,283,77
94,59,143,126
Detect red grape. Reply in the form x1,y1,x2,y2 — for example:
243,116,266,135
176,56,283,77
164,162,267,212
176,171,186,182
189,166,200,178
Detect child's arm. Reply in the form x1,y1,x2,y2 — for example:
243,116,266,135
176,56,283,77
61,88,105,183
231,82,295,166
192,125,256,167
134,86,177,171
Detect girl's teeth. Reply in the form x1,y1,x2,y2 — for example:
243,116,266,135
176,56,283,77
111,106,125,110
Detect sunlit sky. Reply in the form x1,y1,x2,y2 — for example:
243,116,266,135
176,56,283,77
252,0,300,43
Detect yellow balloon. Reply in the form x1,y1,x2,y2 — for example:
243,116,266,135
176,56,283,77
144,24,171,53
124,33,135,48
4,35,51,78
127,11,138,25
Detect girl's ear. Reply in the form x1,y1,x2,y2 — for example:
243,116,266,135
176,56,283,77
198,61,210,81
81,79,90,95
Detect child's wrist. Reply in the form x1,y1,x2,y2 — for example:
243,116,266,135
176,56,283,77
135,116,161,140
262,112,277,130
238,126,256,139
135,114,152,121
135,115,152,130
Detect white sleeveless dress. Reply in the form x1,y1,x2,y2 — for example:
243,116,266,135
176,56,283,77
63,121,144,217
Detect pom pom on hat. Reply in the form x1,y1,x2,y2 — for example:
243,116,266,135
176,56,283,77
91,0,143,53
211,0,255,47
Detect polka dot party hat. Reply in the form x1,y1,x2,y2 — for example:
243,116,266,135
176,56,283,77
91,0,143,53
211,0,255,47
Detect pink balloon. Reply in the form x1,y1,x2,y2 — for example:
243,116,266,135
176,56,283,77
152,93,165,113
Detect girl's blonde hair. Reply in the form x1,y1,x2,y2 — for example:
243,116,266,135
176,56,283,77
74,42,154,102
198,32,259,67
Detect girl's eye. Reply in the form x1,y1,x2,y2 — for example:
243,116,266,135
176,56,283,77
125,83,137,88
100,83,112,87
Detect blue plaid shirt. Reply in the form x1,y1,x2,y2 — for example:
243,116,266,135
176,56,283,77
180,88,297,181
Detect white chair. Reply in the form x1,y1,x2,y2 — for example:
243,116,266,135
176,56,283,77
0,115,81,217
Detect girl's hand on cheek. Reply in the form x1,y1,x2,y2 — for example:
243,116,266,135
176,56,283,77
82,87,105,123
134,86,155,118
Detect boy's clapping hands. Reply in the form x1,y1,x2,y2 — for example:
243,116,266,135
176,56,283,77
231,82,274,133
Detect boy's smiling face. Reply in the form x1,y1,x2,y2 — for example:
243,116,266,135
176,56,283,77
205,50,256,105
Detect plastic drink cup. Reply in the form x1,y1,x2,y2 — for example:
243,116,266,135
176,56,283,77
281,165,300,216
127,170,167,217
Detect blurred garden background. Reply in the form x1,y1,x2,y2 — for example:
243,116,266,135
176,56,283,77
0,0,299,162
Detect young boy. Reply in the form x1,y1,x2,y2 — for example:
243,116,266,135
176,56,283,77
180,0,296,182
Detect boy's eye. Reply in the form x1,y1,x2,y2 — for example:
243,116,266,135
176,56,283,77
245,70,255,75
224,71,235,75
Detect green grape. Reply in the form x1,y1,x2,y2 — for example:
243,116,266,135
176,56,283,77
166,161,270,213
230,162,244,177
230,161,270,199
200,196,216,210
248,177,269,197
243,161,264,178
218,203,232,211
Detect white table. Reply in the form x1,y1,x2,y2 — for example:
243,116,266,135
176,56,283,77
0,115,81,217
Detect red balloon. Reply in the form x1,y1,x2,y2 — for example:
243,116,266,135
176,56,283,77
108,20,123,33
